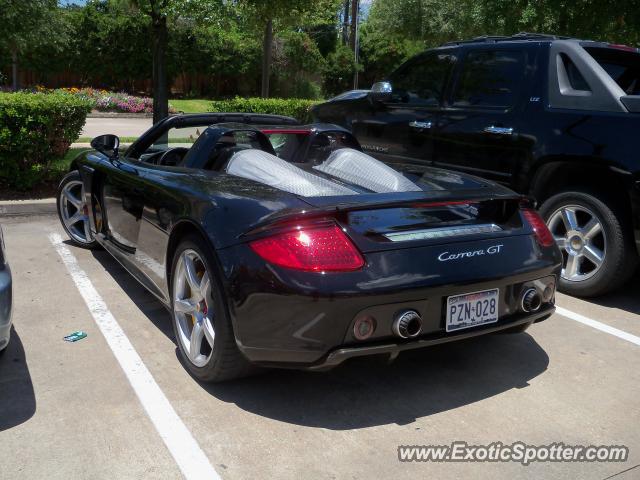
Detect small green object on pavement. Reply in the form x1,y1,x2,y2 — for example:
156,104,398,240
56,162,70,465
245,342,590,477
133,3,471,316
64,331,87,342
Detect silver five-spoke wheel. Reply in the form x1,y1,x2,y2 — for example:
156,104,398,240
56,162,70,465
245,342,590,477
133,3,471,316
59,178,93,244
173,250,215,368
547,205,606,282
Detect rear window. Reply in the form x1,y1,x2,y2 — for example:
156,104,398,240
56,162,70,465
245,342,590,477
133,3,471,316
585,47,640,95
453,49,526,108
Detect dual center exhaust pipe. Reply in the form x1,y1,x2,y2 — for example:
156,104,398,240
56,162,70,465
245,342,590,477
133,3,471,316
379,288,543,341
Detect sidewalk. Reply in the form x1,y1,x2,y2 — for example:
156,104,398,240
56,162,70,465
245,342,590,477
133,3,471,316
81,117,152,138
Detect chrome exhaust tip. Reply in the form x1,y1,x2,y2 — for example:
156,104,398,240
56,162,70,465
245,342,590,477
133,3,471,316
392,310,422,339
521,288,542,313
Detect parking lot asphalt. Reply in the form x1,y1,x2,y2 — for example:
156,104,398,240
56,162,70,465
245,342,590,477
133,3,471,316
0,215,639,480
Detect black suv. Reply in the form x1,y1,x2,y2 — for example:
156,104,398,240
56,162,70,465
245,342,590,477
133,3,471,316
312,33,640,297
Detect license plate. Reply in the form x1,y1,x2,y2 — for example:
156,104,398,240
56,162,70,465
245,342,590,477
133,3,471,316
446,289,499,332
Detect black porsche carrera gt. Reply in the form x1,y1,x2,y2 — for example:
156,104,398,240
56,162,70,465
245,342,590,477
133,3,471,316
57,113,562,382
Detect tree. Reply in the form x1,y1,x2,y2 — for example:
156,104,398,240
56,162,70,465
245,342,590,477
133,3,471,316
129,0,173,123
271,30,325,98
0,0,59,90
365,0,640,47
360,0,640,88
54,1,151,90
323,43,359,96
239,0,342,98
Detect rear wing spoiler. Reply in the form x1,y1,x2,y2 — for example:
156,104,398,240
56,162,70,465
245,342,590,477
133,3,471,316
170,112,299,126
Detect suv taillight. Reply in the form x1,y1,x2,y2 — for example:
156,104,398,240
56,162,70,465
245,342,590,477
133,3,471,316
522,209,555,247
249,225,364,272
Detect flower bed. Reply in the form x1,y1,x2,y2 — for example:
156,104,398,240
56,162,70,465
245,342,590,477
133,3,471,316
35,87,175,114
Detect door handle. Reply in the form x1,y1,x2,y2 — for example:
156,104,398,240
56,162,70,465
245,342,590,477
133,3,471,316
409,120,432,129
483,126,514,135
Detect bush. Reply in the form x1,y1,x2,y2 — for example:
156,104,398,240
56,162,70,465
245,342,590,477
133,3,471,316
0,92,91,190
209,97,321,124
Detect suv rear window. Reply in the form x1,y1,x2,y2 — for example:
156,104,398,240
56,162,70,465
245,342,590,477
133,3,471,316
453,49,526,108
585,47,640,95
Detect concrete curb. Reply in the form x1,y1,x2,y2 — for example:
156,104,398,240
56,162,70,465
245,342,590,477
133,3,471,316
0,198,56,217
88,112,153,119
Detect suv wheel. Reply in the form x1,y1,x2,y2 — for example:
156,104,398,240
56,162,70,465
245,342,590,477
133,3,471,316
539,191,637,297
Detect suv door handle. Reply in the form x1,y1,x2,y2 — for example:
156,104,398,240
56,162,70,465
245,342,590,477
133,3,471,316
409,120,432,129
483,126,514,135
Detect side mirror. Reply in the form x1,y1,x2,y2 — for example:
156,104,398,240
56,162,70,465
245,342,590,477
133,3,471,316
369,81,393,103
91,134,120,158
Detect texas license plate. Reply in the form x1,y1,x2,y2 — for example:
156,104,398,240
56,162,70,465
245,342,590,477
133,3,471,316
446,289,499,332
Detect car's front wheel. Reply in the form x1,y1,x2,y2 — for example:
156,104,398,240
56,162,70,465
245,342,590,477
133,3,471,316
539,190,637,297
57,171,99,249
170,235,253,382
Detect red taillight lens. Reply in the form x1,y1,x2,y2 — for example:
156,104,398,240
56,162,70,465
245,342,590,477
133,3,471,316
522,208,555,247
249,225,365,272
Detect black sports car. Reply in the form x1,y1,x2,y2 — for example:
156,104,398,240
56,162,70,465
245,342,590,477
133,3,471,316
57,113,562,382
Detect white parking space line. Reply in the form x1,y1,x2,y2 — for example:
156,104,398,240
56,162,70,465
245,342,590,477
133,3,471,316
49,233,220,480
556,306,640,347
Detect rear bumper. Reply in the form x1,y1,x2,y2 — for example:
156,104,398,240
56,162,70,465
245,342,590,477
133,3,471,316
217,233,561,368
0,265,13,351
306,307,553,371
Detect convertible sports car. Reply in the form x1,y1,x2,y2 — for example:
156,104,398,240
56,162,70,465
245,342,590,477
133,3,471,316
57,113,562,382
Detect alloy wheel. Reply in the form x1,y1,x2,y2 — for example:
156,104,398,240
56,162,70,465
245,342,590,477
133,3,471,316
173,250,215,368
59,179,93,244
547,205,607,282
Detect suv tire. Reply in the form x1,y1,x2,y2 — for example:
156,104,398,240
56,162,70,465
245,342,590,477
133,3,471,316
539,190,637,297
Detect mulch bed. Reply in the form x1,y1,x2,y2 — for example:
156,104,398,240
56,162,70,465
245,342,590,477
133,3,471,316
0,180,58,201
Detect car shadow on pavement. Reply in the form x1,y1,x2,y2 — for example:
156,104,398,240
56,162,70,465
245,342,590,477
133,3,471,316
90,249,174,341
203,332,549,430
585,272,640,315
0,327,36,432
89,246,550,430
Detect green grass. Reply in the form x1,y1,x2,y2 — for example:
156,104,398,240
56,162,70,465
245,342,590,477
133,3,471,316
49,148,90,176
170,99,212,113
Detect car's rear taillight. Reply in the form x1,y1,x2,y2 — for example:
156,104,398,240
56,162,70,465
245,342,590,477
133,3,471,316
249,225,364,272
522,208,555,247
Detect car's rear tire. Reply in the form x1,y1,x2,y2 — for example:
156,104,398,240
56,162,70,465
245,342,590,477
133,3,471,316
57,171,100,249
539,190,637,297
170,235,254,382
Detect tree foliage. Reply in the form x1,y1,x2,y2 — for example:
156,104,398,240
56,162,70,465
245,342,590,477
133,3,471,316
357,0,640,87
365,0,640,47
0,0,62,89
3,0,640,100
